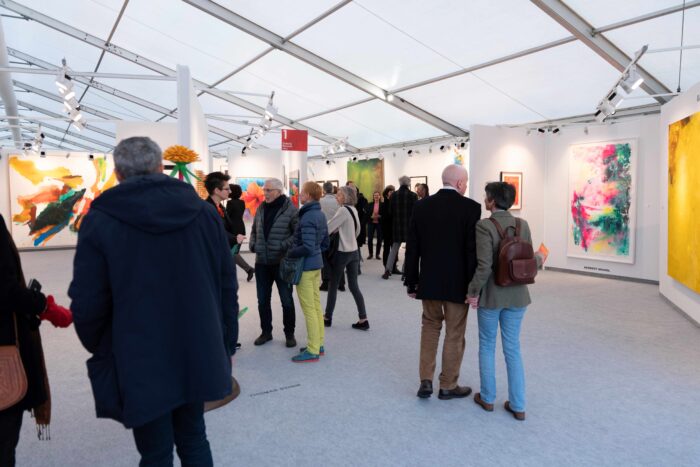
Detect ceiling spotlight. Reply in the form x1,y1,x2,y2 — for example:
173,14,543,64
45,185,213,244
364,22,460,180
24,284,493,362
584,126,589,135
620,65,643,94
241,147,247,156
407,149,413,156
351,156,358,161
88,154,94,160
459,142,466,148
552,127,560,134
607,88,624,108
72,120,85,131
392,152,396,158
439,145,446,152
428,146,433,153
65,153,70,158
325,159,331,165
40,151,46,158
526,129,531,136
537,128,546,133
594,110,607,123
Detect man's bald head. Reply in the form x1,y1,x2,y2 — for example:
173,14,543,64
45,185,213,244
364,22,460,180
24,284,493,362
441,164,468,195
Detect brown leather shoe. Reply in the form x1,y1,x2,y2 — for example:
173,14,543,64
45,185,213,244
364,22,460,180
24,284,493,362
437,385,472,400
504,401,526,421
473,392,494,412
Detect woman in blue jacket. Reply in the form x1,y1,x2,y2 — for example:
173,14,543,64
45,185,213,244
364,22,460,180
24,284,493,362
287,182,329,362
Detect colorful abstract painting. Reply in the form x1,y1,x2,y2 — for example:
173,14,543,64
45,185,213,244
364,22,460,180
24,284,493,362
289,170,300,208
347,159,384,200
668,112,700,293
236,177,266,221
9,154,117,249
567,140,636,264
500,172,522,210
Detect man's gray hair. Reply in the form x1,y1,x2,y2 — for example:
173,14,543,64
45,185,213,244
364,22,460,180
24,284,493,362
113,137,162,179
323,181,334,194
399,175,411,187
264,178,284,191
338,185,357,206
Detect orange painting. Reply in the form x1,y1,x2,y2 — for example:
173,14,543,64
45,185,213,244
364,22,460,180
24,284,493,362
500,172,522,210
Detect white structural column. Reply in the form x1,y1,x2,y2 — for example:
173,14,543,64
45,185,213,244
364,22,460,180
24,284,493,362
531,0,673,103
183,0,468,137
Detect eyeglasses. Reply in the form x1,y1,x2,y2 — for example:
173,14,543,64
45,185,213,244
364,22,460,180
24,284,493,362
263,188,280,192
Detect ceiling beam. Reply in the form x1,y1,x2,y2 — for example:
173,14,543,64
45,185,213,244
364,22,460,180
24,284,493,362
531,0,672,103
276,1,700,125
6,48,259,147
19,117,112,150
182,0,466,137
16,99,115,139
0,0,357,150
39,129,106,152
593,0,700,34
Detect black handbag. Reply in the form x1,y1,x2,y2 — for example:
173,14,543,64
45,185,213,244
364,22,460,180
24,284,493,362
280,256,304,285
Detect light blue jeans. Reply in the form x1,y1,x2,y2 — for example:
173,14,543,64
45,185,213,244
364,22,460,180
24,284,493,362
477,306,527,412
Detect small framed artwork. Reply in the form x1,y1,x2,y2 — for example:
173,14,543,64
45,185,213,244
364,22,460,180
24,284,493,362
326,180,340,188
410,176,428,190
500,172,522,210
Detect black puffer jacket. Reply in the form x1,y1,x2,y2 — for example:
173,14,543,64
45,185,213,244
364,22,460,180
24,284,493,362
249,196,299,265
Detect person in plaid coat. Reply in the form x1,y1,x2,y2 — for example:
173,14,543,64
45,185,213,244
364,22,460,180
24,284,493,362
382,176,418,279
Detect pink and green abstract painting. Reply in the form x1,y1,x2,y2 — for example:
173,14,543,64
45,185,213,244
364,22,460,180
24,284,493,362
567,140,636,264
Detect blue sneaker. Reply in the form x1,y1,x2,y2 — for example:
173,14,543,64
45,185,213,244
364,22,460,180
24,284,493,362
292,350,319,363
300,346,325,356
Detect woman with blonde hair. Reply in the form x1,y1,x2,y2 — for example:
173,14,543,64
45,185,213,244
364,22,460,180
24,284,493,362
324,186,369,330
287,182,329,362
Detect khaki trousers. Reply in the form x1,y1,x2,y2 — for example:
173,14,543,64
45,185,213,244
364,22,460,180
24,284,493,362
419,300,468,390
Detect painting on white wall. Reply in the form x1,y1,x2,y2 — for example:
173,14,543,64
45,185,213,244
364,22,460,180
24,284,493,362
567,140,637,264
8,154,117,249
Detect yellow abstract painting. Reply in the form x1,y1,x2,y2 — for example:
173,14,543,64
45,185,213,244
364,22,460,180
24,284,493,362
668,111,700,293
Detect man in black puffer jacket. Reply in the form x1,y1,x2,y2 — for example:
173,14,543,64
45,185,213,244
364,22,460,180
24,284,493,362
249,178,299,348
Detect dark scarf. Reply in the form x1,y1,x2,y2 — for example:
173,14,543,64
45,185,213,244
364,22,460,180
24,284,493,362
8,235,52,440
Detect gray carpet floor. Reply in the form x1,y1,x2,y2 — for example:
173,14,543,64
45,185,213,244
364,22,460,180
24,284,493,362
13,249,700,466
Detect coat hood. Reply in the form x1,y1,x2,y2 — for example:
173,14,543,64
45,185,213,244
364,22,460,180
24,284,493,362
90,173,205,234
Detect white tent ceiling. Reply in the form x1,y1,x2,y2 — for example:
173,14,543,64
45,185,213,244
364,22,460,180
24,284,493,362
1,0,697,154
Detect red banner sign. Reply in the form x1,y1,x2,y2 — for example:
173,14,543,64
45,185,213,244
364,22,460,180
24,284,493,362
281,129,308,151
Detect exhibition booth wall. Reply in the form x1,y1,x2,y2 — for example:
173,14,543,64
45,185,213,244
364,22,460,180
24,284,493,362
544,116,661,282
659,81,700,325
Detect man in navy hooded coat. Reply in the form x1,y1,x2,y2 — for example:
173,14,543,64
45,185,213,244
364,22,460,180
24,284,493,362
69,136,237,466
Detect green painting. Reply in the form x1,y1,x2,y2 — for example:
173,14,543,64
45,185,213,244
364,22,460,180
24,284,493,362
347,159,384,199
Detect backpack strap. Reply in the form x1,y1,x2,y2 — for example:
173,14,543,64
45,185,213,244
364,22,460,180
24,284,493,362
514,218,521,237
488,217,507,240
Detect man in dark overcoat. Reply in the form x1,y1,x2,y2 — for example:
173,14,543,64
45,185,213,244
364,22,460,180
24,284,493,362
404,165,481,399
382,175,418,279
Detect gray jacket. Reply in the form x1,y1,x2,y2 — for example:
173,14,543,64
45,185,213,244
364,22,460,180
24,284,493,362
249,197,299,265
467,210,541,309
319,194,339,221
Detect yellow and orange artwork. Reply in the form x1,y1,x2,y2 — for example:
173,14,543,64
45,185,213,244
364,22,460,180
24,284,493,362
668,111,700,293
8,155,117,248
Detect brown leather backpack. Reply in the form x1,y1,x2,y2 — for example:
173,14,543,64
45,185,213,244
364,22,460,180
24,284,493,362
489,217,537,287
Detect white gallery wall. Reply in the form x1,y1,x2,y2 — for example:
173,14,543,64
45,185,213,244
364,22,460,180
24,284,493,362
545,115,661,282
307,141,469,195
659,81,700,324
469,125,547,249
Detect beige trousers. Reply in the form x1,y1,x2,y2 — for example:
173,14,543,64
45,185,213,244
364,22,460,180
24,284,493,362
419,300,468,390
